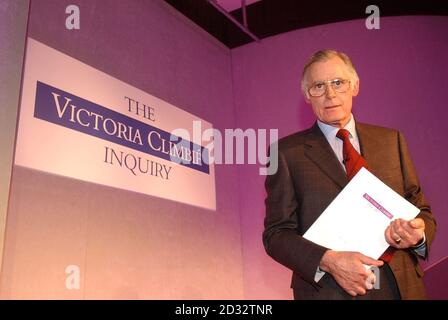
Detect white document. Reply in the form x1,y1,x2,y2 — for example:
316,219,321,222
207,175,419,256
303,167,420,281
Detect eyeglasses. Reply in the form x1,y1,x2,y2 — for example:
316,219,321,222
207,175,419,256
308,78,351,97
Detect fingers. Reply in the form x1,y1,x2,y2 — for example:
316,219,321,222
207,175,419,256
384,226,395,246
347,285,367,297
388,218,425,247
329,252,380,297
391,219,411,241
365,271,376,290
385,225,404,248
410,218,425,229
351,269,377,295
348,271,376,296
357,287,367,296
358,254,384,267
348,290,357,297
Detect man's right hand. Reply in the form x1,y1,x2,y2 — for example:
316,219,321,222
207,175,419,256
319,250,384,297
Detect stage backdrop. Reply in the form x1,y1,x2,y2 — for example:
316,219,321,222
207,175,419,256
0,0,29,275
1,0,242,299
1,0,446,300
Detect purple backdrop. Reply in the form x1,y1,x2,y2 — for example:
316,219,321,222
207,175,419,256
1,0,447,299
232,16,448,299
1,0,244,299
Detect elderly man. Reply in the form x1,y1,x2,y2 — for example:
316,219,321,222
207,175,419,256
263,49,436,299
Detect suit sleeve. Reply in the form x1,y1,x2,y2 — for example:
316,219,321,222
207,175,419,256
398,131,436,258
263,146,328,284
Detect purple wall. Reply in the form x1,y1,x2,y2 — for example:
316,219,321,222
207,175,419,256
1,0,447,299
0,0,29,272
1,0,244,299
232,16,448,299
424,257,448,299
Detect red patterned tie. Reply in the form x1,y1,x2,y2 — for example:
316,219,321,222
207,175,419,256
336,129,368,180
336,129,394,262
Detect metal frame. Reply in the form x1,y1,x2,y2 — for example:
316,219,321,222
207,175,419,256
207,0,260,42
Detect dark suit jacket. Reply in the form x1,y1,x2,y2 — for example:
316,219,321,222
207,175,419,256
263,121,436,300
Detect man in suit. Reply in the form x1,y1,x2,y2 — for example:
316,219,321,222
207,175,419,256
263,49,436,299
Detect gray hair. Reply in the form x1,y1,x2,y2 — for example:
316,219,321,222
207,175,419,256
301,49,359,97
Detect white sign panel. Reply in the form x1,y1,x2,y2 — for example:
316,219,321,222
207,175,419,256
15,38,216,210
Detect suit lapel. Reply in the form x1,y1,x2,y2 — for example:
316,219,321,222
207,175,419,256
356,122,383,176
304,123,348,189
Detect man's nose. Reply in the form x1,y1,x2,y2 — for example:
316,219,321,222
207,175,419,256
325,84,336,98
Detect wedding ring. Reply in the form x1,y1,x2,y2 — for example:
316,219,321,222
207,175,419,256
394,237,402,244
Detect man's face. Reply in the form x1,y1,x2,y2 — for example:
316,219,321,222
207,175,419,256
304,56,359,128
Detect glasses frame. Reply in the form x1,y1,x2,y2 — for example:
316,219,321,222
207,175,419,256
307,78,351,97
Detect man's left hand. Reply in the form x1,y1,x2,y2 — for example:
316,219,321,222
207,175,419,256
385,218,425,249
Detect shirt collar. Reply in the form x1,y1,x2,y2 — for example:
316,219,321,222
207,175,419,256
317,114,357,140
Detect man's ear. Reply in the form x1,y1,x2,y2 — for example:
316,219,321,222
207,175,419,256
352,79,360,97
304,91,311,104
